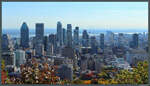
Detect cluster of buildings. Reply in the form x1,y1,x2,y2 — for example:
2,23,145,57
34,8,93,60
2,21,148,81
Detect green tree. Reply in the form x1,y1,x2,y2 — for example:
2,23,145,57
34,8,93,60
115,60,148,84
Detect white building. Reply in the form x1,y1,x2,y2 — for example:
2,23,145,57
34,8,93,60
110,57,131,70
14,50,26,67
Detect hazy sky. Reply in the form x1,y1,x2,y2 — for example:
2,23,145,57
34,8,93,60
2,2,148,30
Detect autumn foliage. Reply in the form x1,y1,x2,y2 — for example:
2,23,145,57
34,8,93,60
1,60,148,84
1,60,7,84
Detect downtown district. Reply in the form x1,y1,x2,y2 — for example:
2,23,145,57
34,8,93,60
2,21,148,84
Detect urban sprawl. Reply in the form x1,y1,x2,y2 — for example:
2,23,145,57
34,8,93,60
1,22,148,84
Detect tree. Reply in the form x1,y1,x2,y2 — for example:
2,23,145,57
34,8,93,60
1,60,7,84
115,60,148,84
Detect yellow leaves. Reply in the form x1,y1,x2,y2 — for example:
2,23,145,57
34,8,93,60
137,61,143,67
110,79,118,84
98,79,109,84
143,61,148,68
1,59,5,70
98,71,107,77
135,74,140,79
114,60,148,84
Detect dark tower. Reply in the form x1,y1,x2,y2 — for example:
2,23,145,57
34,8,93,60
20,22,29,48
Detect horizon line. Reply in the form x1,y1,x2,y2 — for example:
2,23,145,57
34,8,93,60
2,28,148,30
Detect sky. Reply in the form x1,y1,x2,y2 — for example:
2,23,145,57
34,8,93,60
2,2,148,30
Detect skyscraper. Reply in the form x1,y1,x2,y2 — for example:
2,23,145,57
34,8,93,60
35,23,44,56
2,34,12,52
82,30,89,47
36,23,44,43
132,33,139,48
62,28,67,45
57,21,63,46
100,33,104,50
67,24,72,47
73,26,79,46
20,22,29,48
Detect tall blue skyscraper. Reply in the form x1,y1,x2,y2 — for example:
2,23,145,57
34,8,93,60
82,30,89,47
57,21,63,46
73,26,79,46
35,23,44,56
36,23,44,43
67,24,72,47
20,22,29,48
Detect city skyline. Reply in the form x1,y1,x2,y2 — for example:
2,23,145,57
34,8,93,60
2,2,148,30
2,11,149,85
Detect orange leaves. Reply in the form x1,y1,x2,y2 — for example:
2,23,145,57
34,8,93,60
16,60,61,84
83,80,91,84
1,70,7,84
1,60,7,84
